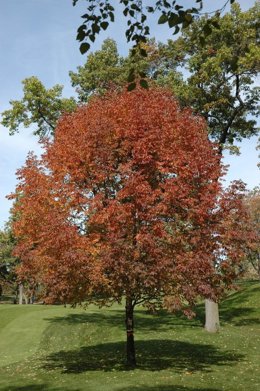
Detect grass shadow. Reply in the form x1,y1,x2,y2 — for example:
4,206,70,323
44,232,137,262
42,339,244,373
0,383,227,391
234,317,260,326
194,282,260,326
45,307,201,335
118,386,223,391
222,283,259,307
0,386,80,391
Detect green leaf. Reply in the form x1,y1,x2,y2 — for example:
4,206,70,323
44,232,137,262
89,34,95,43
199,36,206,46
109,12,115,22
158,14,168,24
230,0,236,4
185,14,192,23
77,30,86,41
141,14,147,23
123,8,129,16
168,13,179,28
92,24,100,33
127,82,136,91
80,42,90,54
140,79,149,89
211,20,220,29
230,57,238,72
182,20,190,29
140,48,148,57
138,71,146,78
131,4,141,12
127,71,135,83
203,23,212,36
77,25,86,41
173,25,180,34
100,22,109,30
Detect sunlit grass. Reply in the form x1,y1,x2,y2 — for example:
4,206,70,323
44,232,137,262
0,281,259,391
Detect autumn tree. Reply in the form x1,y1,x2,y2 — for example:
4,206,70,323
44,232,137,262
155,2,260,331
243,187,260,278
2,5,259,334
10,87,252,366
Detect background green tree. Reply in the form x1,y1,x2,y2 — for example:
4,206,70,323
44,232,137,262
1,77,76,138
69,38,127,101
0,227,18,301
2,4,259,147
154,2,259,331
157,2,260,152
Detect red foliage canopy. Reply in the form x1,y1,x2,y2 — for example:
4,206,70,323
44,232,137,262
10,87,252,312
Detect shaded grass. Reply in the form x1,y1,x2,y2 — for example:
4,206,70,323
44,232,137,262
0,280,259,391
0,386,222,391
43,339,243,373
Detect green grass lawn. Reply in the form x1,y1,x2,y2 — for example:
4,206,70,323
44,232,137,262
0,281,259,391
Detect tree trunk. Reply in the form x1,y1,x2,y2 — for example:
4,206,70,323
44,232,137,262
205,299,220,332
18,284,23,305
125,297,136,367
24,294,28,305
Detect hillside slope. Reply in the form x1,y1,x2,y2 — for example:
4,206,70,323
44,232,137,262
0,281,259,391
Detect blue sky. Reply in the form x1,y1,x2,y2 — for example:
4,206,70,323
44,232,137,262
0,0,259,228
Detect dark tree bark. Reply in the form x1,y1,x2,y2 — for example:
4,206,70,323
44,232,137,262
125,296,136,367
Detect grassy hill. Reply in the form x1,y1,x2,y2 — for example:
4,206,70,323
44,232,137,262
0,281,259,391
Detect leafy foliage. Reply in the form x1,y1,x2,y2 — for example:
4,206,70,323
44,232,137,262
0,281,259,387
1,77,76,137
157,2,260,151
69,39,127,101
10,87,252,309
72,1,236,86
0,228,18,295
243,187,260,278
2,5,258,147
72,0,234,56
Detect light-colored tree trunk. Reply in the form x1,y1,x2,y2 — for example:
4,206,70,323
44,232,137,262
24,294,28,305
18,284,23,305
205,299,220,332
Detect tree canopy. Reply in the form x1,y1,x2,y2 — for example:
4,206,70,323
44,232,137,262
243,187,260,278
0,227,18,297
9,86,253,365
157,2,260,152
1,77,76,138
2,4,259,151
72,0,236,57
